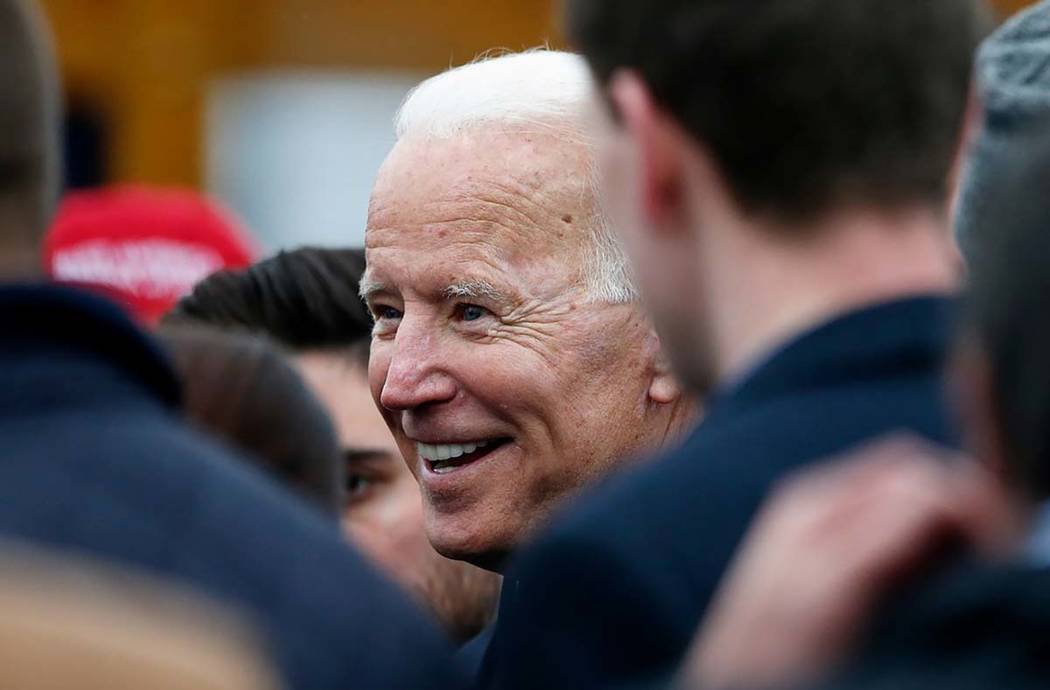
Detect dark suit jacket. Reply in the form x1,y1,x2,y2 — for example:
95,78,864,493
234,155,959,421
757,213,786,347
483,296,958,690
823,562,1050,690
459,622,497,678
0,284,460,690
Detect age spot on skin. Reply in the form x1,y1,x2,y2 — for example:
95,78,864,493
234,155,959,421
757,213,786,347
561,214,574,224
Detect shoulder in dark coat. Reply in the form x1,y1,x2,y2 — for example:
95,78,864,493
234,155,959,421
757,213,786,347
483,297,959,690
0,284,461,690
824,562,1050,690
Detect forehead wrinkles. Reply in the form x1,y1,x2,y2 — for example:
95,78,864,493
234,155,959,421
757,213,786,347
367,130,596,258
365,234,570,305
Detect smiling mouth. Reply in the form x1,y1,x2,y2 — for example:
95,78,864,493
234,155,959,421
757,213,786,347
416,439,511,474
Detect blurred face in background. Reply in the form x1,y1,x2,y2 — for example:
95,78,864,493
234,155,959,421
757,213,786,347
364,126,686,571
295,351,499,641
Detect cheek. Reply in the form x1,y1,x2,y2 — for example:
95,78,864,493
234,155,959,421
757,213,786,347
381,476,425,526
467,343,605,454
368,341,391,403
446,343,554,419
342,517,414,584
373,485,429,568
552,333,649,425
344,478,420,533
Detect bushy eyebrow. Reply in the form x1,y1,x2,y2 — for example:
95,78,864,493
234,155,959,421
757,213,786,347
443,280,505,302
358,273,386,301
359,273,512,304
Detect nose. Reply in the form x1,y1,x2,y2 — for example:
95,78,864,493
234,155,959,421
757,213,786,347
379,319,458,412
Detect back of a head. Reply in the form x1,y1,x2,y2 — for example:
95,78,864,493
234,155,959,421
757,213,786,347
166,247,371,354
0,543,278,690
568,0,990,222
966,128,1050,502
0,0,60,262
158,325,345,516
955,0,1050,260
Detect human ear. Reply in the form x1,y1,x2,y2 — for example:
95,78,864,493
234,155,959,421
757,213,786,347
608,69,686,234
645,332,683,405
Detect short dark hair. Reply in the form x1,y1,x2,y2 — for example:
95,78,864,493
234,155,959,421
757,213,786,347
567,0,989,222
967,129,1050,501
158,325,345,515
165,247,371,362
0,0,60,243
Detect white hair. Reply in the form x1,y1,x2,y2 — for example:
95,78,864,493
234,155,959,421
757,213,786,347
394,50,637,304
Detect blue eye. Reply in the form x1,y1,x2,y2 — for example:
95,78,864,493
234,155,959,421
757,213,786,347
460,304,489,322
375,306,402,321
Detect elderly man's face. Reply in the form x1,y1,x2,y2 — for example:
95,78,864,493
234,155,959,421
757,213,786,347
364,127,671,570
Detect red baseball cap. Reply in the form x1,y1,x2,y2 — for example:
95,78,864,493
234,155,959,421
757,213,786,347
43,185,260,325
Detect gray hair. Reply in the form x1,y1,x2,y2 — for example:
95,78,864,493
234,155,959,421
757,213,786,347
956,0,1050,261
394,49,637,304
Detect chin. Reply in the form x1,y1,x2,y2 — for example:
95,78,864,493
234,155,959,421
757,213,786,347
426,519,514,573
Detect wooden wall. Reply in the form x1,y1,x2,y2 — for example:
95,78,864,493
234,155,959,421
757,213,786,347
39,0,561,187
37,0,1033,188
994,0,1038,17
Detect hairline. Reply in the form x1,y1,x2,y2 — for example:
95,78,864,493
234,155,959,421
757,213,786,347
391,51,638,305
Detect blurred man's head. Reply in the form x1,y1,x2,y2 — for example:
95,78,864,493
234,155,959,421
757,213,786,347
363,51,695,571
0,0,60,275
567,0,988,392
168,247,500,641
954,0,1050,263
959,131,1050,507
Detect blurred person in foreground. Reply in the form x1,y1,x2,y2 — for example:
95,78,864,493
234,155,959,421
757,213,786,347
0,2,459,688
0,542,280,690
953,0,1050,262
682,130,1050,690
361,50,698,580
167,248,501,642
484,2,989,687
44,185,258,324
159,325,345,517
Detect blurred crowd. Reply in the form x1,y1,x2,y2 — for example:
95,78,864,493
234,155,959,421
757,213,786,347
3,0,1050,688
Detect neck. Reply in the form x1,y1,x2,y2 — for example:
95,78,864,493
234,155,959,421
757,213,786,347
703,204,958,384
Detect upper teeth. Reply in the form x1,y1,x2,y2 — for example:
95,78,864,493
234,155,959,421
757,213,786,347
416,440,489,462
